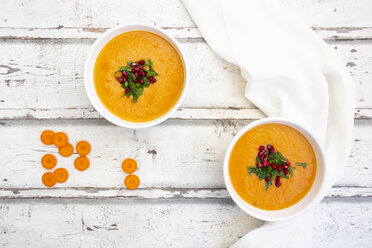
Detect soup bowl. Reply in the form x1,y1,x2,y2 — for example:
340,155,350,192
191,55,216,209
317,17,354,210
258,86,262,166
223,117,327,221
84,23,189,128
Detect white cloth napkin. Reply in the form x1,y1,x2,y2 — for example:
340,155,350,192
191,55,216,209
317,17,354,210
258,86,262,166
181,0,355,247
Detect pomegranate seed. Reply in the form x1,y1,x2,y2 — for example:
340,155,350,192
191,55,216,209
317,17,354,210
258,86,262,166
257,162,263,168
134,66,140,72
140,71,147,76
264,154,268,160
138,66,144,71
122,77,127,82
278,165,282,171
275,176,281,187
264,160,270,167
131,68,136,73
283,165,289,169
284,168,288,175
117,77,124,82
266,144,274,154
148,76,156,83
122,71,128,77
271,163,276,169
265,176,270,182
259,146,265,151
285,161,291,167
139,60,145,65
134,72,139,78
135,79,139,83
130,62,136,67
139,79,144,85
125,87,130,93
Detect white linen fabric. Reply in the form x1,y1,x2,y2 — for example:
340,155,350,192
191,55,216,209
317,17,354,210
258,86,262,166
181,0,355,247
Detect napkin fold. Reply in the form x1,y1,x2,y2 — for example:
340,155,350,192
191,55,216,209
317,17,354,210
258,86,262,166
182,0,355,247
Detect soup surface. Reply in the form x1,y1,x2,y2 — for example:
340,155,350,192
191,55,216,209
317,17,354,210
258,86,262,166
94,31,184,122
229,123,317,210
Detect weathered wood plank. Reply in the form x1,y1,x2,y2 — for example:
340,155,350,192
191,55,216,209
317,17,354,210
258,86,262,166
1,0,372,40
0,186,371,200
0,40,371,119
0,198,370,247
0,119,370,198
1,26,372,41
1,198,261,248
0,27,202,40
1,107,371,120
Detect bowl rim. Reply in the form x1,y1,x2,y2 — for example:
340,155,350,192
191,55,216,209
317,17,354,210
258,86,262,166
84,23,189,129
223,117,328,221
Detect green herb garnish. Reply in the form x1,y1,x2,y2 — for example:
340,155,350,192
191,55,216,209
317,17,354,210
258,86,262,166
115,59,159,102
247,145,307,190
295,162,307,168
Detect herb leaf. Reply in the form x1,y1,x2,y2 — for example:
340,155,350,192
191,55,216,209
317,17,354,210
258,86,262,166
119,66,131,72
288,166,295,176
295,162,307,168
247,147,306,190
146,70,159,77
117,59,159,102
268,151,286,166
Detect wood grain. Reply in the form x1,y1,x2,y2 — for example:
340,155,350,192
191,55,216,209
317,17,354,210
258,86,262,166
1,26,372,41
0,198,370,248
0,119,370,199
0,186,371,200
0,0,371,246
0,39,371,119
1,0,372,40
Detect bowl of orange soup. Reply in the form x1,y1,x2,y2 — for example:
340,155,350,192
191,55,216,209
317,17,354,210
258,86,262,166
224,118,327,221
84,24,189,128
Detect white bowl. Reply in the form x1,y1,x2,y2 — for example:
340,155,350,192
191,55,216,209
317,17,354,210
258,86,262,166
84,24,189,128
223,117,327,221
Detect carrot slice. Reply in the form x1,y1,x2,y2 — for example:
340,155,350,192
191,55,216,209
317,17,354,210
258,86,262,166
122,158,137,174
124,174,140,190
41,130,55,145
54,168,69,183
53,132,68,148
76,141,91,156
42,172,57,187
59,143,74,157
74,156,90,171
41,154,57,170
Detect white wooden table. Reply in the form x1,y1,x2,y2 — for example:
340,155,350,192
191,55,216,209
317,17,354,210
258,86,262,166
0,1,371,247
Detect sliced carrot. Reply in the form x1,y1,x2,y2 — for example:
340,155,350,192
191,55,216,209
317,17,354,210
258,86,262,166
41,154,57,170
41,130,55,145
122,158,137,174
124,174,140,190
54,168,69,183
59,143,74,157
53,132,68,148
76,140,91,156
74,156,90,171
42,172,57,187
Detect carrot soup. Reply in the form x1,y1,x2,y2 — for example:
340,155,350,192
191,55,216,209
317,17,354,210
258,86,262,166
94,31,184,122
229,123,317,210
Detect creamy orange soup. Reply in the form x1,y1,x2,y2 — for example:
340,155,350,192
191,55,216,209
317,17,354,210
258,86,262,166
94,31,184,122
229,123,317,210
